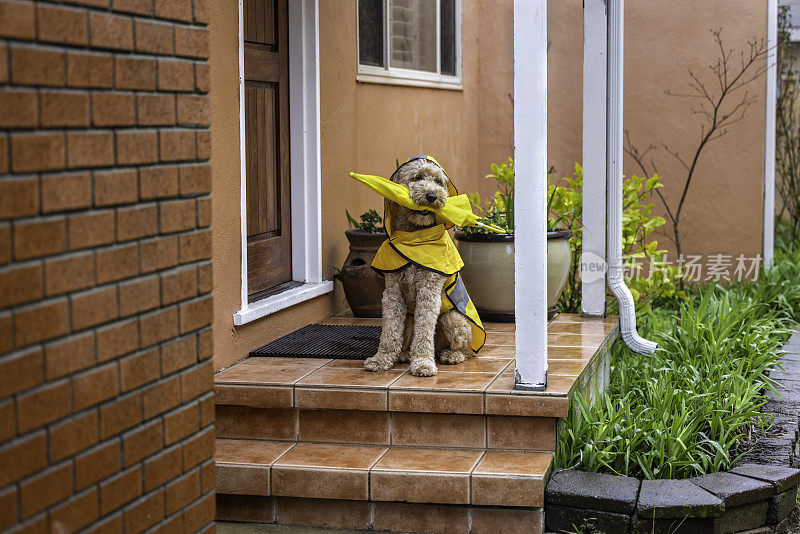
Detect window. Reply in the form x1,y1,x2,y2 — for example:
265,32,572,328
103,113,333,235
357,0,461,89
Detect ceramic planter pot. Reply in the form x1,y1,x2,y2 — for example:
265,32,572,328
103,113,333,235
334,229,387,317
455,230,573,321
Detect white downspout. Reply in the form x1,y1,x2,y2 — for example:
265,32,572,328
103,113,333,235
606,0,657,355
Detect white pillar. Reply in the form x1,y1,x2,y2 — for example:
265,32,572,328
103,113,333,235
764,0,777,268
513,0,548,391
581,0,608,317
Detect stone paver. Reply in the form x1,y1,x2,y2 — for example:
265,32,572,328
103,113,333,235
637,479,724,519
546,468,640,514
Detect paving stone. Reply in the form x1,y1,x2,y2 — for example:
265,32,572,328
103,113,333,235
766,485,798,524
737,453,794,467
735,527,772,534
729,463,800,493
775,513,793,534
545,504,631,534
637,479,723,519
545,468,640,514
767,386,800,404
690,471,773,507
763,400,800,416
632,515,715,534
713,500,768,533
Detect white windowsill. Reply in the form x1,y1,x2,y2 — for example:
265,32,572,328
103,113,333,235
233,281,334,326
357,66,462,91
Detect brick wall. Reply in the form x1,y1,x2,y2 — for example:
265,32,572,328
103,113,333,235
0,0,214,531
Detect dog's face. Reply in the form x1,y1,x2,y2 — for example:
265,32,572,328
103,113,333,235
391,160,450,228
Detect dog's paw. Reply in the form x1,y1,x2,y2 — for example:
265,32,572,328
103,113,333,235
397,350,410,363
364,354,395,372
410,357,437,377
438,349,469,365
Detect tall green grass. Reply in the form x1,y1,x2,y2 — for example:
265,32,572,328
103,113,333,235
555,225,800,480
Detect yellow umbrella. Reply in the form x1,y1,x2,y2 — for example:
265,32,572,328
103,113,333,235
349,172,506,234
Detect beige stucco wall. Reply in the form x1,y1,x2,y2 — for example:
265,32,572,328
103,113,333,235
210,0,768,370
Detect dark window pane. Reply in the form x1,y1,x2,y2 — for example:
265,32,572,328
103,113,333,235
359,0,384,67
440,0,456,75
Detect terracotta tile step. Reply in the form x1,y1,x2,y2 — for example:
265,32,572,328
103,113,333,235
215,406,557,451
216,438,553,508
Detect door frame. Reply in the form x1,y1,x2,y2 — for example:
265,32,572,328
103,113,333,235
234,0,332,326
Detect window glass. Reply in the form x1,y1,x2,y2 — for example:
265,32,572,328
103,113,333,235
439,0,456,75
389,0,437,73
359,0,385,67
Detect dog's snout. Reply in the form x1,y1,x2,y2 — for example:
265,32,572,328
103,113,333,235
425,192,437,203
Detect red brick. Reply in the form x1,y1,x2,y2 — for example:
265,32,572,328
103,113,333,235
178,163,210,194
0,431,46,487
100,392,142,439
113,0,152,15
119,348,159,392
143,374,180,418
183,491,214,532
198,329,212,360
140,236,178,272
72,286,118,330
0,399,15,443
154,0,191,21
134,19,174,54
139,166,179,199
176,95,209,126
11,46,65,86
44,251,95,296
67,52,114,88
199,392,214,426
92,93,136,127
194,64,209,94
182,427,213,471
10,133,65,173
122,418,162,467
0,262,42,307
0,347,43,398
165,469,200,515
175,26,208,58
0,89,38,128
164,403,198,445
116,56,156,90
179,295,212,334
197,262,211,293
199,460,214,494
39,91,90,128
117,130,159,165
161,267,197,305
49,410,99,462
0,176,38,218
160,334,196,375
178,230,211,263
67,131,115,168
158,60,194,91
90,12,134,50
75,440,121,490
64,0,110,7
97,244,139,284
140,306,178,347
198,131,210,160
37,4,88,45
194,0,209,23
17,380,70,433
73,363,118,411
0,225,8,267
159,129,195,162
0,1,35,39
152,512,182,534
0,135,8,174
0,45,6,84
94,169,138,207
83,513,122,534
0,311,14,352
144,446,181,491
117,204,158,241
160,199,196,233
19,462,73,519
100,465,142,515
97,319,139,362
196,199,210,230
13,217,66,259
14,298,69,347
137,94,175,126
41,172,92,212
119,276,159,317
49,487,99,533
0,487,17,531
123,489,165,533
68,210,115,249
44,331,95,379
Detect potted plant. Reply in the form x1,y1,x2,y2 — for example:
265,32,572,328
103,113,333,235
455,159,573,321
334,209,387,317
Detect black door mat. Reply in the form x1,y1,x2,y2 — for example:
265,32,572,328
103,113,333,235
249,324,381,360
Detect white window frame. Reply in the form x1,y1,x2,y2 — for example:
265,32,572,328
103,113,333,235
234,0,333,326
356,0,463,90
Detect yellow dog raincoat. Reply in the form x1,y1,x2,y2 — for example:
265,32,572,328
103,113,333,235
350,155,504,353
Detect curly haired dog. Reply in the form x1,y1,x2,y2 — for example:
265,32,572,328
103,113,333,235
364,159,474,377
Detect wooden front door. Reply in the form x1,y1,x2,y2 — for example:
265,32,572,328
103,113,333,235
244,0,292,299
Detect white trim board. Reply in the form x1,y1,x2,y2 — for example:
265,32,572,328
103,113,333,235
764,0,778,268
234,0,332,326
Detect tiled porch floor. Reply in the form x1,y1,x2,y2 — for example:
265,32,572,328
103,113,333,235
215,313,619,418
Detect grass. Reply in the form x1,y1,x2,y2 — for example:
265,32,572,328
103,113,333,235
555,222,800,480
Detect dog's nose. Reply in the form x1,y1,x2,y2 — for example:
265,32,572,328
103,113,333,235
425,192,437,203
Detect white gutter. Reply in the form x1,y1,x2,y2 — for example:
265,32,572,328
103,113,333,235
764,0,777,269
607,0,657,355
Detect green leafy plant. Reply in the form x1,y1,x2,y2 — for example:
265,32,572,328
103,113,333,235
564,519,605,534
346,208,385,233
463,158,515,234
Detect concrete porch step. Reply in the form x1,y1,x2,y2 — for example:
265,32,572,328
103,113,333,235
215,438,553,508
